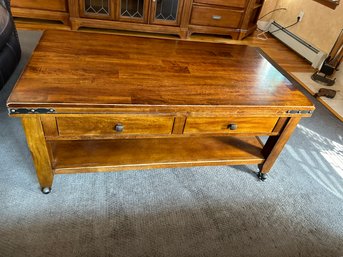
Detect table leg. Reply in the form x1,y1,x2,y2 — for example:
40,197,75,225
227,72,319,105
22,117,54,193
258,117,301,180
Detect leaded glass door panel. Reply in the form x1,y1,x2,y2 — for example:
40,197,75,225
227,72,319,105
80,0,114,19
118,0,149,22
150,0,183,25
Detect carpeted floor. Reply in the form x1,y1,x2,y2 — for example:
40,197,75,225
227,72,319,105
0,30,342,257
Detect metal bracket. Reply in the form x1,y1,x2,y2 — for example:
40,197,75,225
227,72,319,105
287,110,313,114
8,108,56,114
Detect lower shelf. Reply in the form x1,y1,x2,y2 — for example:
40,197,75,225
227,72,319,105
50,136,265,174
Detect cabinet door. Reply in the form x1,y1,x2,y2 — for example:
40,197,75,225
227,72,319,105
80,0,114,19
118,0,149,23
150,0,184,25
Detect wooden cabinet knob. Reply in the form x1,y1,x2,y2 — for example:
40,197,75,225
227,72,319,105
228,123,238,130
114,123,124,132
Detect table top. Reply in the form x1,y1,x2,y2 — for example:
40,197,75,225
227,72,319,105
7,30,314,109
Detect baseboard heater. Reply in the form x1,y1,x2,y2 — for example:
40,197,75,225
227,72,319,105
269,22,327,69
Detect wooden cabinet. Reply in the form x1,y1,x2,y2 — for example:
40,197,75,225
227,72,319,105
76,0,184,25
71,0,264,38
11,0,264,39
69,0,185,36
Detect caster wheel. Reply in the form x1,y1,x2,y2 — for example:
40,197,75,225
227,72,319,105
41,187,51,194
257,172,267,181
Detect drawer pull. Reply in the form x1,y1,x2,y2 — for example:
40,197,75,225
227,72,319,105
212,15,222,20
114,123,124,132
228,123,238,130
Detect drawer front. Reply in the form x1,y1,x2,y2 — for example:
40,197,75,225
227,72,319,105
56,115,174,136
11,0,67,12
193,0,247,8
184,117,278,134
190,6,243,28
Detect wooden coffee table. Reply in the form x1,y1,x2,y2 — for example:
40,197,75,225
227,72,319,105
7,30,314,194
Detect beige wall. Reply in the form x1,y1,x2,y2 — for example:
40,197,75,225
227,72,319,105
259,0,279,19
259,0,343,53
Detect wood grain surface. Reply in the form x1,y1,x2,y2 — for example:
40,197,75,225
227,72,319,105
7,30,314,109
11,0,67,12
190,6,243,28
56,115,174,136
22,117,54,188
184,116,278,134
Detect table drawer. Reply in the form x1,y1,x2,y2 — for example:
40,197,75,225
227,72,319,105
190,6,243,28
184,117,279,134
193,0,247,8
56,115,174,136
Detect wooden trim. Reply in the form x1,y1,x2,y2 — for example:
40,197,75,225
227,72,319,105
14,21,71,31
7,105,314,117
180,0,192,28
70,17,183,36
45,131,279,141
315,97,343,122
188,24,241,39
68,0,80,17
313,0,340,9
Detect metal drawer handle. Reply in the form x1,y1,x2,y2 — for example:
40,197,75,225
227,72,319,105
228,123,238,130
212,15,222,20
114,123,124,132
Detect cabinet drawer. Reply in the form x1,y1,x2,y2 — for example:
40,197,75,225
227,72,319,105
11,0,67,12
190,6,243,28
193,0,247,8
56,115,174,136
184,117,278,134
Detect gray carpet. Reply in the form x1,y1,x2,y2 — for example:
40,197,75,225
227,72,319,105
0,30,343,257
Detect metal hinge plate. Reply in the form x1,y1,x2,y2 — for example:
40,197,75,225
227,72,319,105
287,110,313,114
9,108,56,114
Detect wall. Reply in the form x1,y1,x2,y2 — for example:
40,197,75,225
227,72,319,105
259,0,343,53
259,0,279,19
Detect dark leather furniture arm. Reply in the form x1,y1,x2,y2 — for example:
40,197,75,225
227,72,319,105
0,0,21,90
